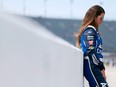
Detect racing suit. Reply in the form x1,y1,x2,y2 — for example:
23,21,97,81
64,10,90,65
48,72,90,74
80,25,109,87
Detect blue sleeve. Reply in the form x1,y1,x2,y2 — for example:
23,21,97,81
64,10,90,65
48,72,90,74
82,28,96,55
82,28,105,70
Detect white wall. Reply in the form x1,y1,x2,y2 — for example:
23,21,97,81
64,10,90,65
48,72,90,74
0,13,83,87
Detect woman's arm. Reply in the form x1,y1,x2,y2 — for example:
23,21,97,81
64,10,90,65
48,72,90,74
101,69,106,80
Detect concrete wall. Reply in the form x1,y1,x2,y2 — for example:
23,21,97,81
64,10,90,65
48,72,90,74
0,13,83,87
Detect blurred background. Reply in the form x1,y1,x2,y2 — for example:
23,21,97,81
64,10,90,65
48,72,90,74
0,0,116,87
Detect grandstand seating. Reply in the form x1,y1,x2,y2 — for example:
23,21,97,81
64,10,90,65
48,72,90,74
30,17,116,52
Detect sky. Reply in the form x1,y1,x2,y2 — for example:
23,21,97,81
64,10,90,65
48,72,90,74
0,0,116,21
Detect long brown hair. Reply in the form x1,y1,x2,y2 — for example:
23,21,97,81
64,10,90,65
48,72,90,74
76,5,105,48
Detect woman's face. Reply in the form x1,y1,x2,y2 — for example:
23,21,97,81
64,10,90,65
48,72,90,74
95,13,105,26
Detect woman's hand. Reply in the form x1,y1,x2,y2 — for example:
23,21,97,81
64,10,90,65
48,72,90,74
101,69,106,80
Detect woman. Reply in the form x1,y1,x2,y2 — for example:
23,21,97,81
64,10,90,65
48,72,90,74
76,5,109,87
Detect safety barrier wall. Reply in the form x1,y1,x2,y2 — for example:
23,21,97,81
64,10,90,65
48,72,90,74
0,13,83,87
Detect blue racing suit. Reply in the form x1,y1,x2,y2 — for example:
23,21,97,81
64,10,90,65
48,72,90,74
80,25,109,87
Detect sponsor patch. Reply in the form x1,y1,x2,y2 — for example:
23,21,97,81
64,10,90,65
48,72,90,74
88,46,94,49
87,36,94,40
100,83,107,87
88,40,94,45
